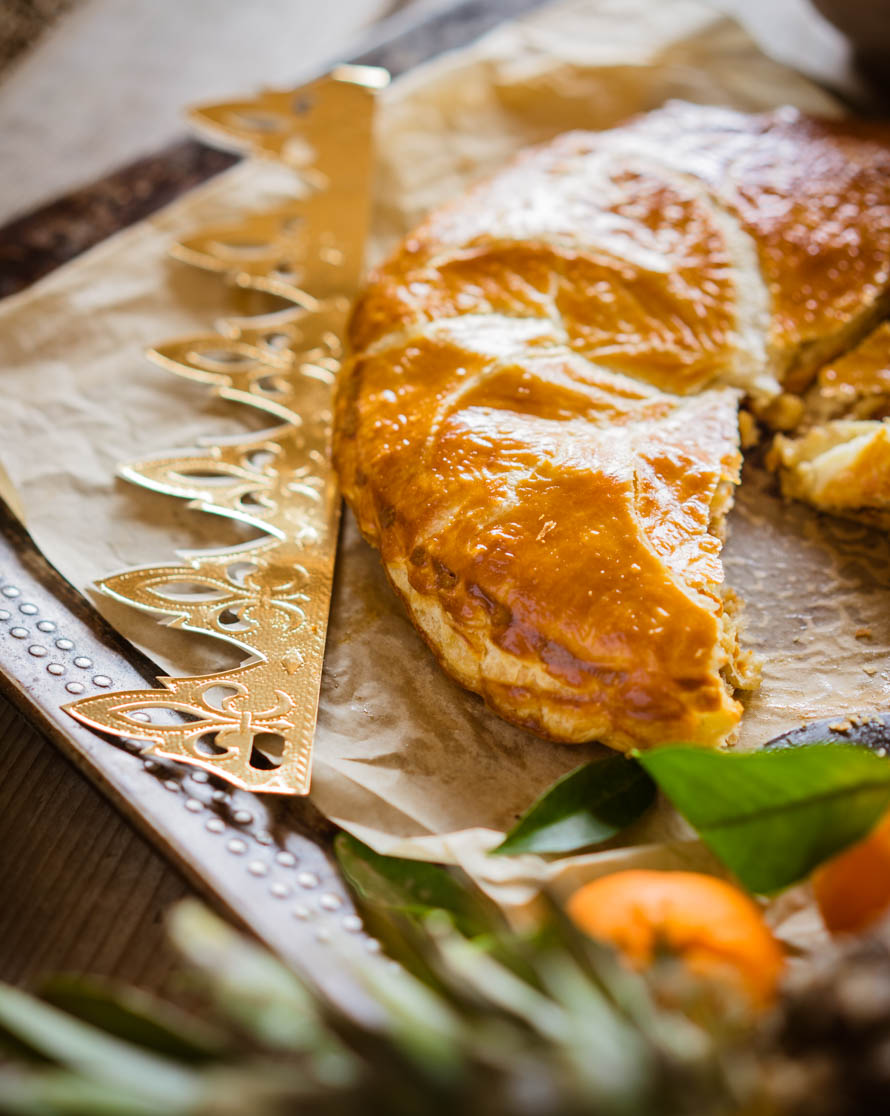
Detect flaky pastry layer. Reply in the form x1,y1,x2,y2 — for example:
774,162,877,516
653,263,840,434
769,323,890,524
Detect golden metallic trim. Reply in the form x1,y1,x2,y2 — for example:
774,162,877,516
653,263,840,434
65,67,388,794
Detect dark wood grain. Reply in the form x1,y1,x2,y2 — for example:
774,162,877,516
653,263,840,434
0,142,236,299
0,699,189,993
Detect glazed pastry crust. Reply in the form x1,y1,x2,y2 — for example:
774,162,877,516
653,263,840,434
334,103,890,750
611,106,890,386
813,322,890,420
337,317,747,747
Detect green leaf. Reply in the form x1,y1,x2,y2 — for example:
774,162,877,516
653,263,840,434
166,902,326,1053
423,912,568,1040
343,935,466,1085
334,833,500,938
0,985,200,1110
0,1068,184,1115
491,755,656,856
532,950,655,1109
423,914,653,1111
637,742,890,893
39,976,227,1064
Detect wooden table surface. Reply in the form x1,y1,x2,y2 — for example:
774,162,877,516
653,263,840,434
0,0,883,994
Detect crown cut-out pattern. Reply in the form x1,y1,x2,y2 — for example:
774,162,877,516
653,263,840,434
66,66,388,793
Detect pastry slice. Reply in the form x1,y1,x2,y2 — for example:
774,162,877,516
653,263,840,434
810,322,890,422
335,315,753,750
769,323,890,525
770,420,890,524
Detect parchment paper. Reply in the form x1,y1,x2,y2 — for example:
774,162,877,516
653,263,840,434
1,0,885,946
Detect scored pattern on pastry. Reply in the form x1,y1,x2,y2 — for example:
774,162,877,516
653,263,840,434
335,103,890,751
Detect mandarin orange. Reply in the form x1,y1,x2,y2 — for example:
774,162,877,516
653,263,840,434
566,869,784,1007
813,810,890,935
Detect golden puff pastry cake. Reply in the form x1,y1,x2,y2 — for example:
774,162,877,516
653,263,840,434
334,103,890,752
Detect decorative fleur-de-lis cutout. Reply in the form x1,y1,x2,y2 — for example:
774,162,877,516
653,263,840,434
179,69,386,304
98,540,313,655
148,334,296,422
187,64,389,178
172,197,369,303
65,65,388,794
120,425,334,541
148,299,348,422
69,666,317,794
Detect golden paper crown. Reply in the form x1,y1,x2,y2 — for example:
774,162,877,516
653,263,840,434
65,65,389,794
